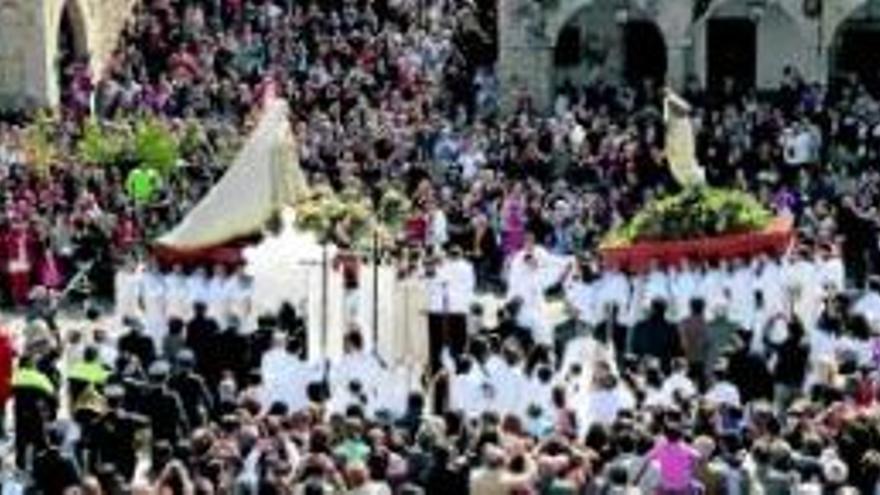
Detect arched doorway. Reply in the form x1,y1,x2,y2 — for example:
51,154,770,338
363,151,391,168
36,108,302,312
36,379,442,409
831,1,880,92
552,1,666,90
57,0,90,109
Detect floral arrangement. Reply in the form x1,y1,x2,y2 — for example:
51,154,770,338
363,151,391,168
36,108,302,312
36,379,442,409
604,186,773,247
294,186,406,246
378,188,411,229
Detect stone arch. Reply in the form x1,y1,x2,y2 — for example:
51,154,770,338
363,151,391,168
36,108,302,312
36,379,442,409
547,0,668,88
58,0,92,61
692,0,809,89
828,0,880,87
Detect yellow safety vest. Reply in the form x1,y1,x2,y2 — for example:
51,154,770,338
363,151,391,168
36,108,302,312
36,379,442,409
12,367,55,396
67,361,110,386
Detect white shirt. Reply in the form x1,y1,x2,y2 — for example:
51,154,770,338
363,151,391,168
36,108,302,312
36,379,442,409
705,381,741,408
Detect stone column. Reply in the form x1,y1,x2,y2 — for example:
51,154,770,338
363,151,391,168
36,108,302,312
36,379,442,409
498,0,555,114
665,38,693,91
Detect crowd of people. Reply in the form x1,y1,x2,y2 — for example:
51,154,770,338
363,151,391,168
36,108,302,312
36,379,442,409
2,0,880,493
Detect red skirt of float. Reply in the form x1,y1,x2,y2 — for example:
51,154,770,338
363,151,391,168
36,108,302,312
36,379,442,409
600,217,795,272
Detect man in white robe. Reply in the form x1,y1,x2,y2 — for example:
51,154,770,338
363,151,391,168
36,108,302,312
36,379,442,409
595,268,631,322
642,262,671,309
187,267,211,315
163,264,190,322
260,333,294,408
226,270,254,332
819,247,846,295
564,266,598,327
139,262,167,345
449,357,487,419
331,331,385,409
729,260,756,328
506,235,572,345
114,257,143,322
426,248,476,371
853,278,880,332
487,353,528,418
206,265,233,326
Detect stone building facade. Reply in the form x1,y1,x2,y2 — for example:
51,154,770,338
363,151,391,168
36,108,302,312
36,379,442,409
499,0,880,111
0,0,136,110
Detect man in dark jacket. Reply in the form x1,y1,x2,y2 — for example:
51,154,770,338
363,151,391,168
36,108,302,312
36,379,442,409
629,299,682,372
140,360,189,443
186,302,220,380
32,425,81,495
168,349,213,429
117,318,156,369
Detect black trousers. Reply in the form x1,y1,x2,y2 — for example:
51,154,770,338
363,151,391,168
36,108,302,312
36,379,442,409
427,313,468,375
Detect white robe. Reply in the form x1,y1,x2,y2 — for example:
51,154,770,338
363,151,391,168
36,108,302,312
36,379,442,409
114,267,143,321
670,269,698,322
164,274,190,322
506,247,571,344
391,274,430,368
565,278,597,326
140,273,167,343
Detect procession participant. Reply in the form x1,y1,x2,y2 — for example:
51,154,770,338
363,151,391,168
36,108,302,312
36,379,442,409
139,259,167,345
439,246,477,359
260,332,296,408
425,248,474,373
186,266,211,315
206,264,232,325
729,258,756,327
391,252,430,368
114,256,143,321
332,330,384,410
669,259,698,322
819,243,846,295
594,266,631,325
641,260,671,309
226,267,253,332
564,261,598,327
506,232,572,346
448,355,487,419
162,264,189,322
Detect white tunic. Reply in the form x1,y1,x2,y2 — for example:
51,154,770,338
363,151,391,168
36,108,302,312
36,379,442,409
164,274,190,322
114,267,143,321
140,272,167,342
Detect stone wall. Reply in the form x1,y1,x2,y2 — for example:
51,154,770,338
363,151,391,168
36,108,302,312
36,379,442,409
0,0,137,111
498,0,878,114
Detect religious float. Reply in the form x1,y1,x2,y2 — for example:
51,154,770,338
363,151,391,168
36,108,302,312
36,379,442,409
599,186,795,272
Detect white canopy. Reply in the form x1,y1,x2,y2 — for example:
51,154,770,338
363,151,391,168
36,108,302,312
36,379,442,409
158,98,308,250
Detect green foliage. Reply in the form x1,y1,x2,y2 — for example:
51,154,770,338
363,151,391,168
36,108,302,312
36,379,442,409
77,120,128,167
604,186,773,247
133,117,180,177
22,111,59,176
77,116,180,177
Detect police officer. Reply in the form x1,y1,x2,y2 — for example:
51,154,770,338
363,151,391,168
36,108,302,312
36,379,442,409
12,354,58,469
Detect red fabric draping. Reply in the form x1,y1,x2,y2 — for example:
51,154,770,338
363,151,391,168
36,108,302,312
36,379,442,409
600,217,795,273
151,235,259,268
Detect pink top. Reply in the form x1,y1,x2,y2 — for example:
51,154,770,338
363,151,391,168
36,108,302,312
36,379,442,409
647,439,700,491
